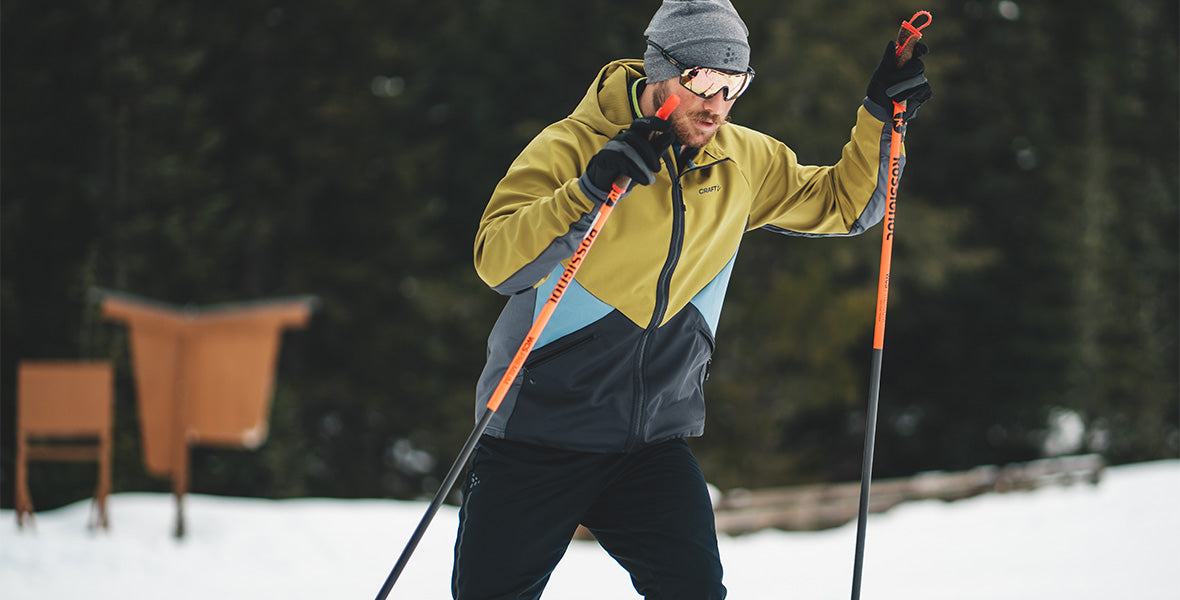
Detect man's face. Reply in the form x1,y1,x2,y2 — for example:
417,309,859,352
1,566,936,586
651,78,735,149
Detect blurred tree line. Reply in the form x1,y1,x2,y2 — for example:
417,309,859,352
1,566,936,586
2,0,1176,509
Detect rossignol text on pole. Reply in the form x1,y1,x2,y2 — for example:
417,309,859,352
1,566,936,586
850,10,932,600
373,95,681,600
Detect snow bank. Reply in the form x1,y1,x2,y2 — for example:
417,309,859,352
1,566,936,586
2,460,1176,599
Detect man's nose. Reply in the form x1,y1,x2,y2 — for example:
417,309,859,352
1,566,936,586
703,91,730,113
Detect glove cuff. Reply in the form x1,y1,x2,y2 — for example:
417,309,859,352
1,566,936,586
578,171,629,207
602,139,657,186
862,97,893,123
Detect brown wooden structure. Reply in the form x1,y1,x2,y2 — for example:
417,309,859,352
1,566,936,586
94,288,316,537
15,360,115,530
574,454,1107,541
711,454,1106,535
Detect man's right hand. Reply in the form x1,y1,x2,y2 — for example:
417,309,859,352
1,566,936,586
866,40,932,122
585,116,676,192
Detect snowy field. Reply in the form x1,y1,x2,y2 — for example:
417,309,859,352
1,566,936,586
2,460,1176,599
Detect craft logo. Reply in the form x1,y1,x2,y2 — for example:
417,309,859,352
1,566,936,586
699,185,721,195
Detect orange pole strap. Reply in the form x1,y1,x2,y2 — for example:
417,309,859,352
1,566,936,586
895,10,933,59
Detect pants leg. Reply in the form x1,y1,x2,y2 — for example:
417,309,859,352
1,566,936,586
452,437,600,600
583,439,726,600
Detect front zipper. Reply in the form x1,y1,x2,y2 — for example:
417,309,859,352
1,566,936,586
626,154,687,450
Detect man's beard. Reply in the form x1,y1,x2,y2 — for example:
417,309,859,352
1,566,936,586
653,86,728,149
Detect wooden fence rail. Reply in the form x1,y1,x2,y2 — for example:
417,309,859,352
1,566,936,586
712,454,1105,535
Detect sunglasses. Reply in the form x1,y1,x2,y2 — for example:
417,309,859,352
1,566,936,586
648,40,755,101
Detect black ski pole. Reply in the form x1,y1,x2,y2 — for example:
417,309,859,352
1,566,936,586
374,410,492,600
850,10,931,600
373,95,681,600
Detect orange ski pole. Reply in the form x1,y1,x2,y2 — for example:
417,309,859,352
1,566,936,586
374,95,680,600
851,10,931,600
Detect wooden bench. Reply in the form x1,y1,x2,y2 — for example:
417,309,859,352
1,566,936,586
15,361,114,530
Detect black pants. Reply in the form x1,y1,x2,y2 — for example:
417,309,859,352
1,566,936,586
452,436,726,600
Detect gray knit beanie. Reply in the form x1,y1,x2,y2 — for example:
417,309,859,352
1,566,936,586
643,0,751,83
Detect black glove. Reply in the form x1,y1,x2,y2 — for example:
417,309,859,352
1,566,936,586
867,40,932,121
584,116,675,192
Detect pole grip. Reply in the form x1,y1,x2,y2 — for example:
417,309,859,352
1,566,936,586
653,94,681,120
610,95,681,193
894,10,932,67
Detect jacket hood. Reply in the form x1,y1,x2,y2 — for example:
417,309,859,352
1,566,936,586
568,59,644,138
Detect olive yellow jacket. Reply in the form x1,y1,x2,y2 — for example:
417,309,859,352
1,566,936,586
473,59,904,452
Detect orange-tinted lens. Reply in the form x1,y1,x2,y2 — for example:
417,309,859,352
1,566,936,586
680,68,752,101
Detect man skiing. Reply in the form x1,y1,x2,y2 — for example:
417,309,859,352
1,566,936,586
456,1,932,597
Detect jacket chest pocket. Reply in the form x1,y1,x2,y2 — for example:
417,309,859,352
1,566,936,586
522,332,598,385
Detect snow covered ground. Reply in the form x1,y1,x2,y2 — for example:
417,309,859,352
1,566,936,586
2,460,1177,599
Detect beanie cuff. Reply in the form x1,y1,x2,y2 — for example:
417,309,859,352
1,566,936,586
644,45,682,82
